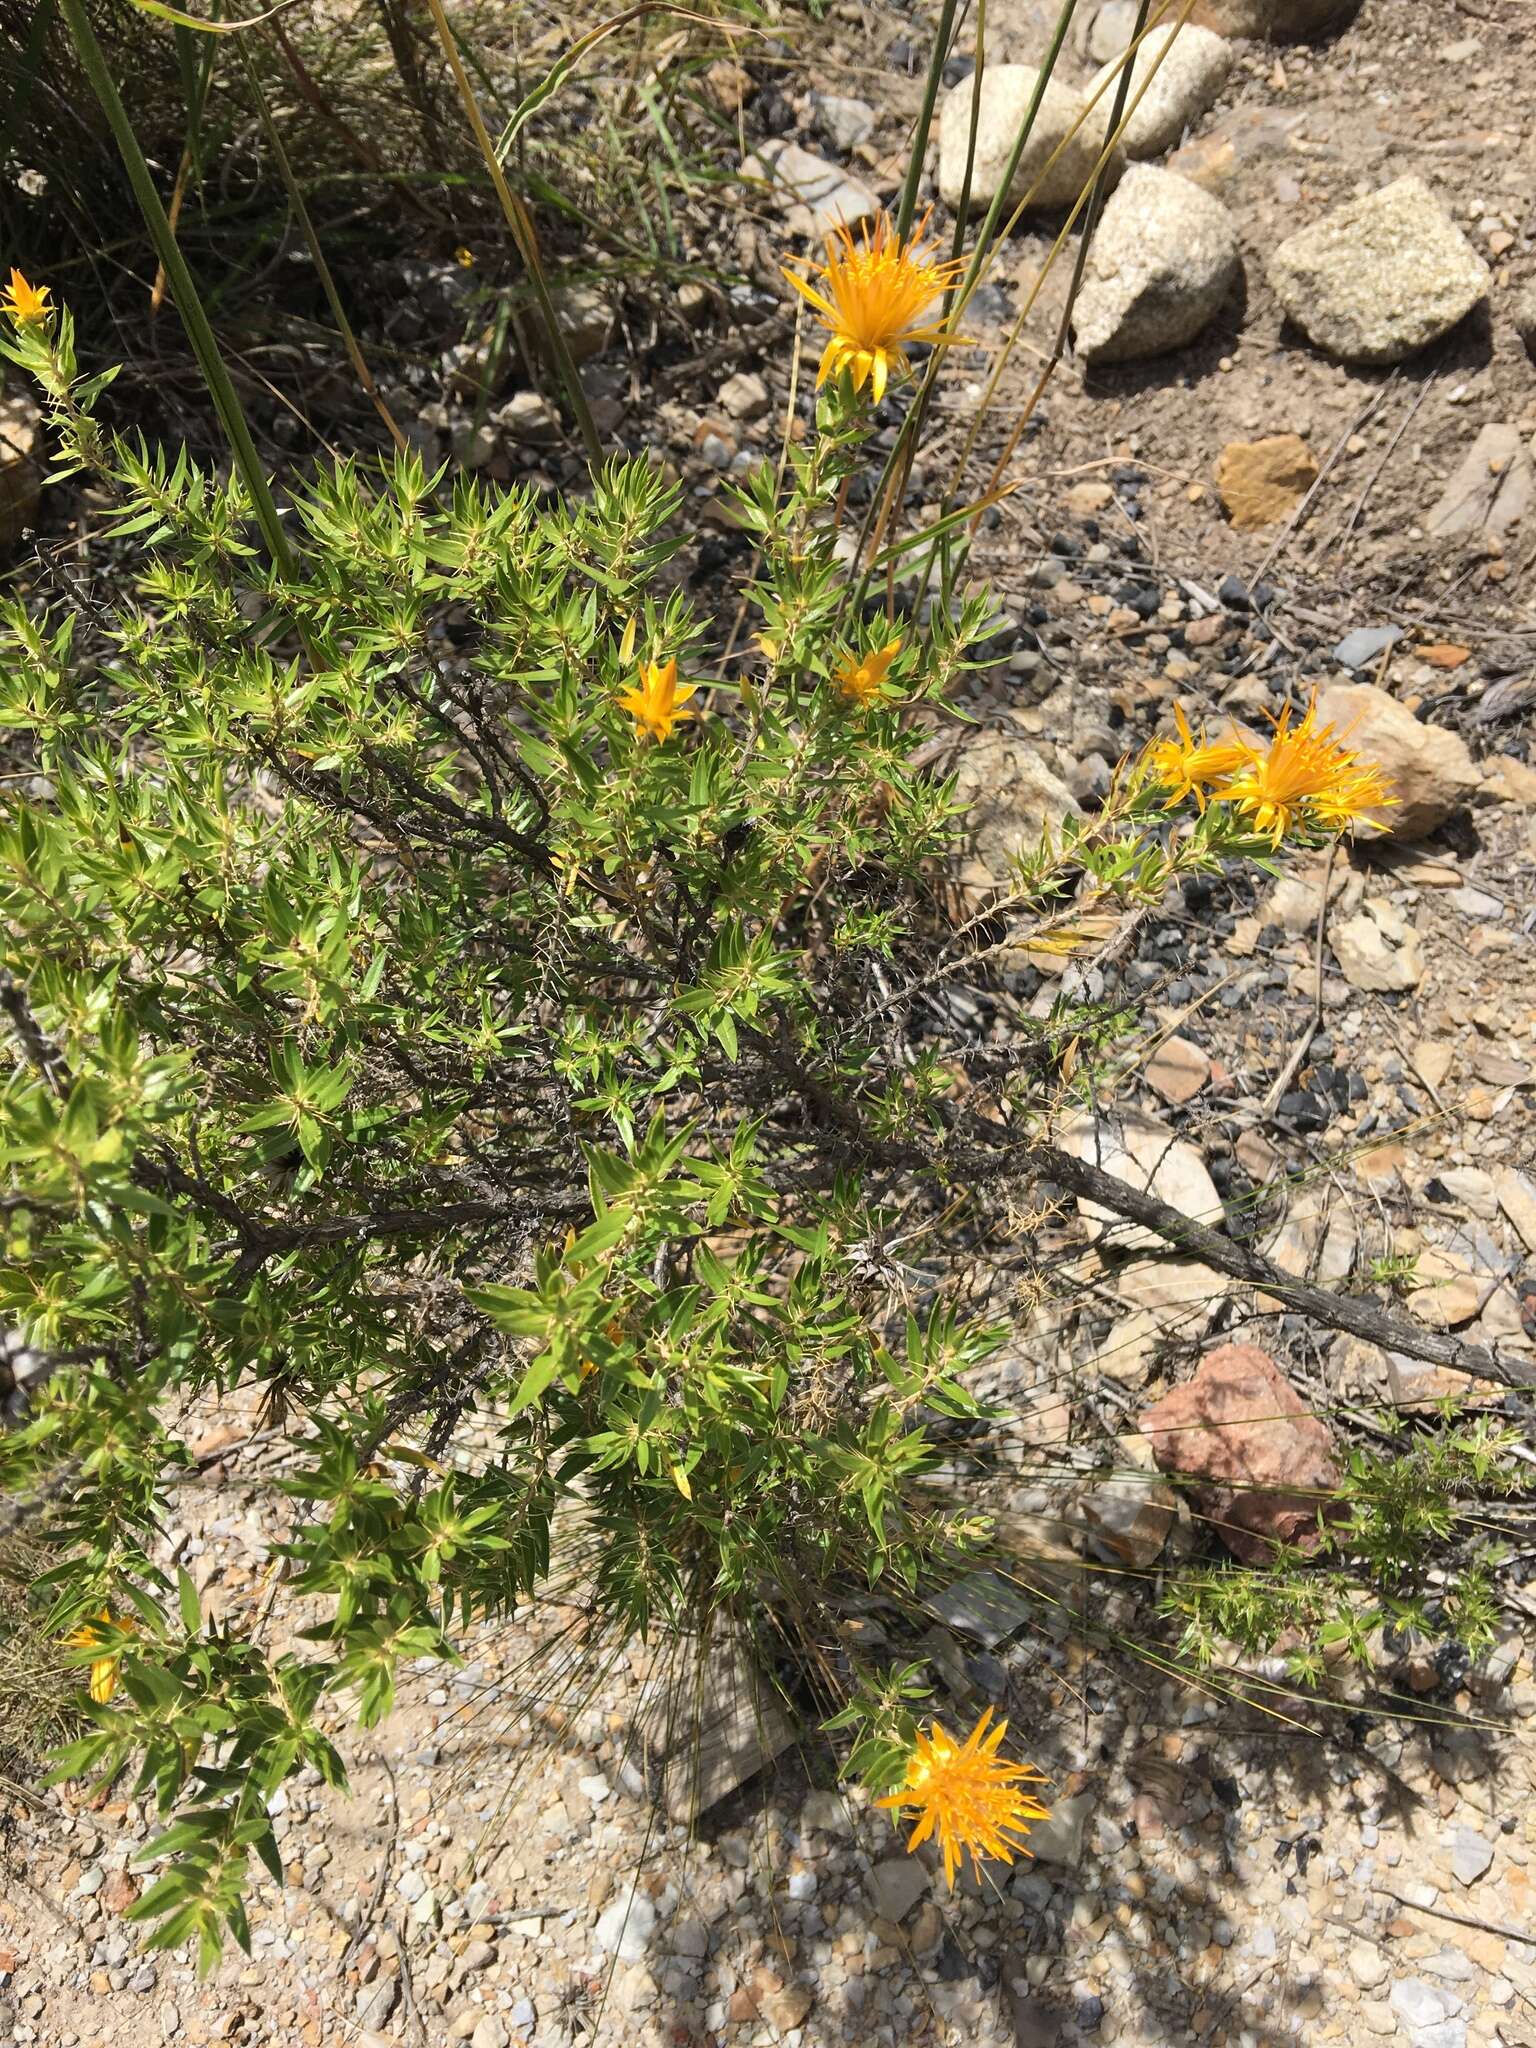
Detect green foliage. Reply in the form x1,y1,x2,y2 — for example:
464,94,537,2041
0,311,1024,1957
1,287,1518,1971
1360,1249,1421,1295
824,1658,934,1795
1162,1409,1523,1684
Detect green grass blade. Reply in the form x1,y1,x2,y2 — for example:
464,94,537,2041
421,0,604,467
895,0,960,240
57,0,296,578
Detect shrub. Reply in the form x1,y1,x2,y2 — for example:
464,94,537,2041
0,246,1453,1967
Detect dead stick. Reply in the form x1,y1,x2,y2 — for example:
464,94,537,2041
1251,385,1396,592
1262,839,1336,1118
1333,378,1433,553
1382,1888,1527,1945
1017,1138,1536,1390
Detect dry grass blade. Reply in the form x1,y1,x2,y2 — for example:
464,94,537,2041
966,0,1198,509
240,36,408,451
421,0,604,464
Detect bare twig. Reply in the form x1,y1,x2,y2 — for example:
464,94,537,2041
340,1754,402,1974
1013,1138,1536,1389
1251,385,1397,592
1370,995,1450,1117
393,1919,430,2047
1262,840,1337,1117
1383,1888,1528,1944
1332,378,1434,553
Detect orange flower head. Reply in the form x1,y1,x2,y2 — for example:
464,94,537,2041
617,656,699,743
783,213,962,403
875,1707,1050,1888
3,269,50,328
1146,702,1250,811
834,635,902,706
1218,697,1396,844
65,1609,136,1705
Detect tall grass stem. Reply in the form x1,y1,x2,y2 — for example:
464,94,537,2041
421,0,604,466
56,0,297,578
242,38,409,453
895,0,961,241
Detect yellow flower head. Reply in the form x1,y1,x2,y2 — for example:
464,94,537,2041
1219,697,1396,845
1146,702,1250,811
783,213,962,403
3,268,50,328
65,1609,136,1705
875,1707,1050,1888
617,656,699,743
834,635,901,706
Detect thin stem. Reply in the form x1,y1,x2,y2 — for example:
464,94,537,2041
896,0,962,241
975,0,1181,510
420,0,604,467
843,0,1082,621
243,36,408,453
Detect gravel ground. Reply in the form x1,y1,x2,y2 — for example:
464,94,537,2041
8,1,1536,2044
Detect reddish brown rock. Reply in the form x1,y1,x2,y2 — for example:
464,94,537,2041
102,1867,140,1914
1140,1342,1341,1563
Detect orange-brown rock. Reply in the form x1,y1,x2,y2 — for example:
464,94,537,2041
1215,434,1319,533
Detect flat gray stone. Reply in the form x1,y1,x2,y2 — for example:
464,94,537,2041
867,1856,930,1921
1269,176,1489,366
1026,1791,1094,1865
1426,423,1533,539
636,1638,795,1822
927,1568,1036,1647
1450,1826,1494,1886
808,92,875,154
742,139,877,236
1333,624,1404,669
